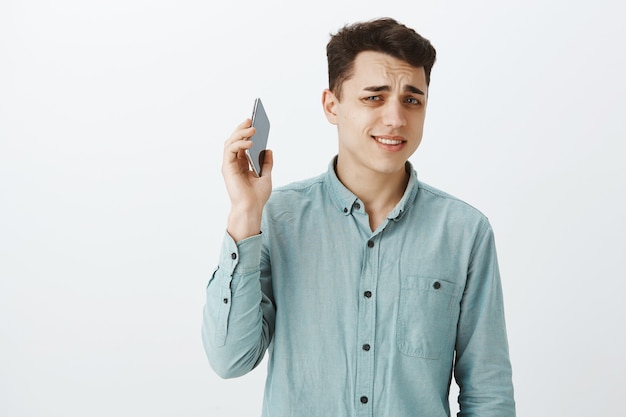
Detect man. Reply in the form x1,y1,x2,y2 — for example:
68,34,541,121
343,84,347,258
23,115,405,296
203,17,515,417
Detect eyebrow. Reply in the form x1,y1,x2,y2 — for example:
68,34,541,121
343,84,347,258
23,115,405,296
363,85,425,95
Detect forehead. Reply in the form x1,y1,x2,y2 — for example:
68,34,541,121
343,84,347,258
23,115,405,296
349,51,426,88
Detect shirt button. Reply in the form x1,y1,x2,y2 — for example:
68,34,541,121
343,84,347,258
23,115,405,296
364,291,372,298
223,298,229,304
343,207,348,213
353,202,361,210
360,396,368,404
433,281,441,289
367,240,374,248
231,252,237,260
362,344,371,351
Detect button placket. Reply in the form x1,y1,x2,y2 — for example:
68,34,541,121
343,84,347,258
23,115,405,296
355,235,379,416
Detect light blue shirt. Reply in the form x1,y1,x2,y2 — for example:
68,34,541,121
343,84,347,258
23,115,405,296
203,159,515,417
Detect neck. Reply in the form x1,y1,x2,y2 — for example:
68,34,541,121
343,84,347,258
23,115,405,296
335,157,409,229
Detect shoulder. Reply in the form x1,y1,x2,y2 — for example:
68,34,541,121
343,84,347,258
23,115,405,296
272,173,326,195
415,180,491,229
265,173,328,211
270,172,327,200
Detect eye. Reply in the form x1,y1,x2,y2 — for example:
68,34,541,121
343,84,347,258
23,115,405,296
405,97,422,105
363,95,382,102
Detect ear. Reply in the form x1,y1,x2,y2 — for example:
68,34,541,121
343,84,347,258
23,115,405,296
322,89,338,125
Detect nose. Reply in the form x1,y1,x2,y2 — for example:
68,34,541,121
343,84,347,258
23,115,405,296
381,100,406,128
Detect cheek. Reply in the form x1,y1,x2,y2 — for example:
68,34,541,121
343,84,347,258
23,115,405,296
410,112,426,129
340,112,366,131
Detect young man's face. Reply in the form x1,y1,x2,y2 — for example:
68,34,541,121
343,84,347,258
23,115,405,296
323,51,428,178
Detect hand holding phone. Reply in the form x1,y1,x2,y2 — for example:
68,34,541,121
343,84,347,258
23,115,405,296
221,101,273,242
246,98,270,177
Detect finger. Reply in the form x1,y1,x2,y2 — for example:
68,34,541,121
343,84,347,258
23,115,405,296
223,139,253,164
234,118,252,131
224,119,255,147
260,149,274,177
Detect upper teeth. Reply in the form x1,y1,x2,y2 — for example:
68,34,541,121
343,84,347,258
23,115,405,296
377,137,402,145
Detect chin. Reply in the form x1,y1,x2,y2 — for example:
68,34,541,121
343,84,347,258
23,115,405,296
370,161,407,175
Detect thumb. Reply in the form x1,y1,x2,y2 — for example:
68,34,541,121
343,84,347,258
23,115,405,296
260,149,273,177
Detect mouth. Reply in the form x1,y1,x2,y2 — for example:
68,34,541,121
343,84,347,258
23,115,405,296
373,136,406,146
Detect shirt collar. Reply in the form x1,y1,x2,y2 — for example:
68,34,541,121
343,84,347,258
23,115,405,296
325,156,419,221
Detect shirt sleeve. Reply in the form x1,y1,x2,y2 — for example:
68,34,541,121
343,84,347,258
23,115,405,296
201,231,275,379
454,220,516,416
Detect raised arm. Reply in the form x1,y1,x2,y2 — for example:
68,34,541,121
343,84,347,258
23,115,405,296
202,119,276,378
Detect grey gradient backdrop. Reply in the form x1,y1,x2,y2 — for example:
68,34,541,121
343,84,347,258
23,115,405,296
1,1,625,416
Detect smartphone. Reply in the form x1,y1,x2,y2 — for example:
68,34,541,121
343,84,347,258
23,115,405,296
246,98,270,177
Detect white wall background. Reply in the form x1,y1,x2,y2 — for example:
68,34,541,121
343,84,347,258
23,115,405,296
1,0,625,416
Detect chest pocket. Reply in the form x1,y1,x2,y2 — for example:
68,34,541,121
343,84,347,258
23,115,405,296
397,276,464,359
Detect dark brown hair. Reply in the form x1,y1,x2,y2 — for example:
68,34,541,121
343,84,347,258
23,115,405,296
326,17,437,100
